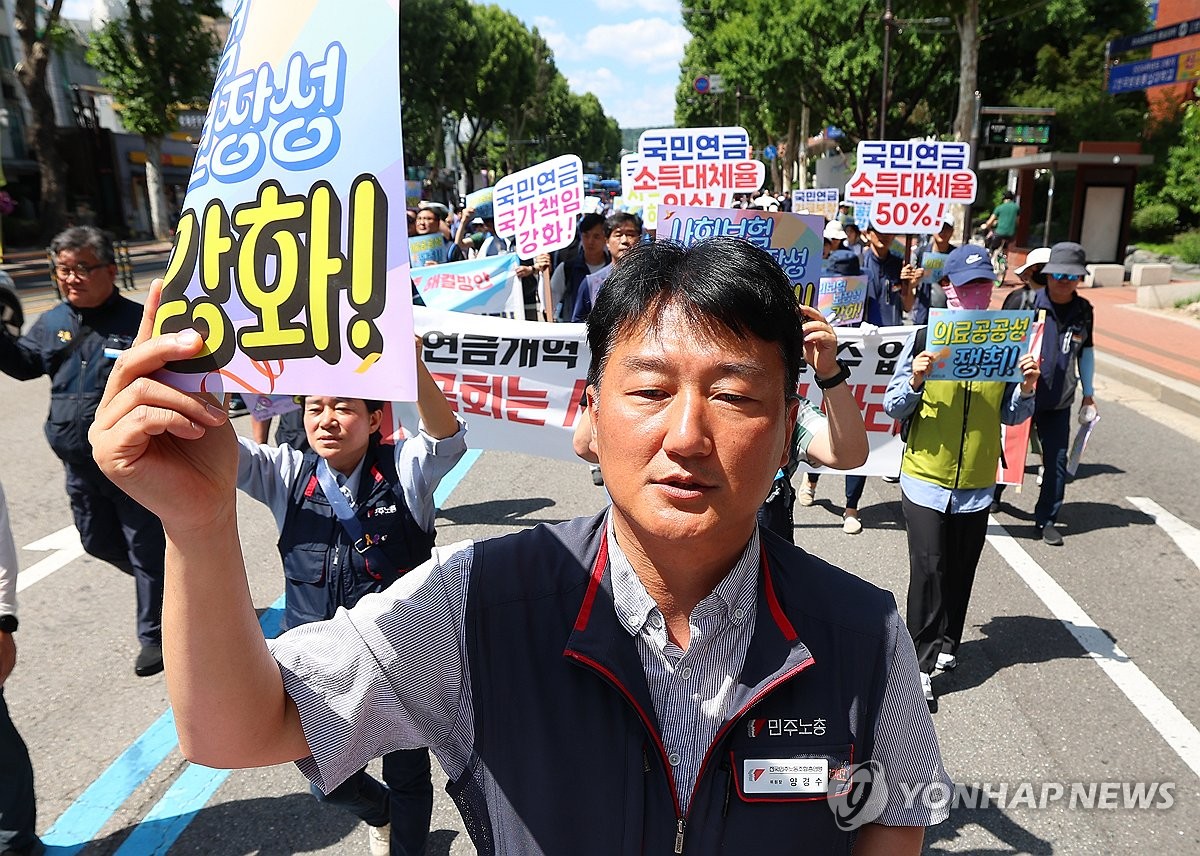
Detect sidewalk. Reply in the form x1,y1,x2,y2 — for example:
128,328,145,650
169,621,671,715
992,278,1200,419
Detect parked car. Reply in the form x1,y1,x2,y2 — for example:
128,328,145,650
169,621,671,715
0,270,23,338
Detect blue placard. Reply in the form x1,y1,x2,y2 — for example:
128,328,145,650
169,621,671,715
925,309,1035,383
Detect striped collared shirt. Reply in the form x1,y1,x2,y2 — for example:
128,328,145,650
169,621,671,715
607,515,759,814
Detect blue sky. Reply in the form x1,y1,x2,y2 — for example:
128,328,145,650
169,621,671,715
496,0,688,129
62,0,689,131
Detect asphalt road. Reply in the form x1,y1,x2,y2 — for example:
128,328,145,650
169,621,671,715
3,301,1200,854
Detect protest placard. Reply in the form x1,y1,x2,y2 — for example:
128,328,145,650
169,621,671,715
405,180,422,208
617,153,652,223
408,234,446,267
920,250,948,286
817,275,868,326
249,394,301,422
659,205,822,305
152,0,414,400
632,127,765,230
798,325,912,477
996,319,1044,485
791,188,840,219
926,309,1035,383
492,154,583,257
1066,415,1099,477
410,255,521,316
844,141,977,234
852,201,871,228
466,186,494,220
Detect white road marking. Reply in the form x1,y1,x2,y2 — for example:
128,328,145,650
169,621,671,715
1127,497,1200,572
18,526,86,592
987,517,1200,781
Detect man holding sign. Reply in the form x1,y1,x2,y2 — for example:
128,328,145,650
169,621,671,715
92,239,949,854
884,246,1040,707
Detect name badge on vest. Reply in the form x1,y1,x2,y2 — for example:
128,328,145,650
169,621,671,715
742,758,829,795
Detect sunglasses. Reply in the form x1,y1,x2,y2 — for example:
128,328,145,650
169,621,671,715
1050,273,1082,281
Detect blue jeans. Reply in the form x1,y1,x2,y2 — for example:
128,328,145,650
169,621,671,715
0,689,38,855
311,747,433,855
805,474,867,510
1034,407,1072,528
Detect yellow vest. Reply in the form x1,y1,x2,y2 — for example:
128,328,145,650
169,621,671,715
901,379,1007,490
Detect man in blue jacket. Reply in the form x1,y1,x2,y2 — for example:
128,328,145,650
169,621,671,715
0,226,165,677
93,239,951,855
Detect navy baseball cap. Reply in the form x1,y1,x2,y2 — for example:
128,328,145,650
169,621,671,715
942,245,995,286
824,249,861,277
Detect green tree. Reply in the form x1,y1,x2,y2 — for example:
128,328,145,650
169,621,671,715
452,5,537,191
400,0,479,171
88,1,221,239
1161,96,1200,222
1009,35,1147,151
676,0,955,188
572,92,621,170
13,0,69,240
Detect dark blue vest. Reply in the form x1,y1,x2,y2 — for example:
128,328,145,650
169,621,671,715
449,512,901,855
1033,289,1092,412
277,440,435,630
16,293,141,464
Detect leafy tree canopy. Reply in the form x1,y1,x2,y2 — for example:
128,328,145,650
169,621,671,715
88,0,222,137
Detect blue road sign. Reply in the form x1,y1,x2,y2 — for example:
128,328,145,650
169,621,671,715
763,145,778,160
693,75,711,94
1107,53,1186,94
1109,17,1200,54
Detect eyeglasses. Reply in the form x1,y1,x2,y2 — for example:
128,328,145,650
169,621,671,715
610,231,642,240
1050,273,1082,281
54,262,109,280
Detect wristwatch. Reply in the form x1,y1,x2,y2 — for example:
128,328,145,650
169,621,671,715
0,614,16,633
815,359,851,390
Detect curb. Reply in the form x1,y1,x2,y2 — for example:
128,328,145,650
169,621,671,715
1095,350,1200,420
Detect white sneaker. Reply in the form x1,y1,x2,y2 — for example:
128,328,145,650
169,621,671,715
920,672,935,704
798,483,816,507
367,823,390,856
936,652,958,671
842,514,863,535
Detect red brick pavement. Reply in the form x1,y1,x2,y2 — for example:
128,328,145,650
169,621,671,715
990,277,1200,390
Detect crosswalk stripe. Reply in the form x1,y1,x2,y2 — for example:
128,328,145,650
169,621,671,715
1127,497,1200,572
987,517,1200,781
18,526,85,592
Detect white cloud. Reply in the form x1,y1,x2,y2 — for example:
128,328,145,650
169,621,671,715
614,81,677,128
581,18,687,74
568,66,676,128
532,15,575,55
593,0,678,12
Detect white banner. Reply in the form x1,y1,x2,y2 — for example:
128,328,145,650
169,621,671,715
409,310,916,476
413,307,590,461
798,325,916,477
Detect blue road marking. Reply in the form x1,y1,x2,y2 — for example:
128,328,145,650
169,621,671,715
46,449,481,852
434,449,482,508
41,602,285,853
41,711,180,855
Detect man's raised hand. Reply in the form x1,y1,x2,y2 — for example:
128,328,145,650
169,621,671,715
90,281,238,536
